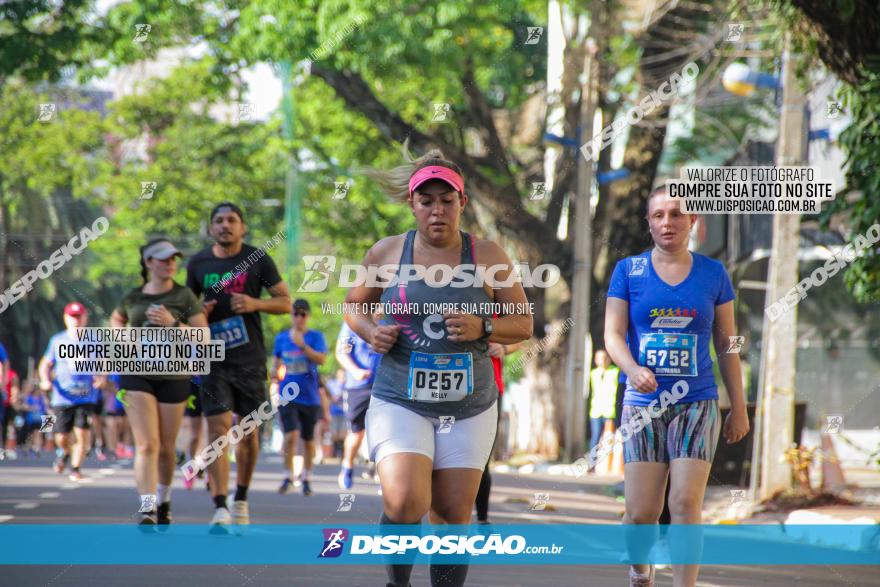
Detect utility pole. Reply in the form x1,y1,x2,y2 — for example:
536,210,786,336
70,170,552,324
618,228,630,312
564,14,599,462
279,60,302,288
756,37,805,500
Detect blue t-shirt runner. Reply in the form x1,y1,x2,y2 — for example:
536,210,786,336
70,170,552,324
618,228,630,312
607,251,735,407
43,331,101,408
273,329,328,406
337,322,381,391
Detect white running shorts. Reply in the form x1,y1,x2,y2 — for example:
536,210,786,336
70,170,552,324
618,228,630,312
365,396,498,470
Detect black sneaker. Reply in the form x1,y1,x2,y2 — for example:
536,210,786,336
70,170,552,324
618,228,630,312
302,479,313,496
157,502,172,525
278,478,292,494
139,511,157,526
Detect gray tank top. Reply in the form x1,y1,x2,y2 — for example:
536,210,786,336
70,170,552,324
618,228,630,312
370,230,498,419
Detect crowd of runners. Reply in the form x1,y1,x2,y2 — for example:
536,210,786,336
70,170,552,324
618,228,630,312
2,146,749,587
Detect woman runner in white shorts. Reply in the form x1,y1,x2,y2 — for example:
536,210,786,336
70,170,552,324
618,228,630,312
344,147,532,587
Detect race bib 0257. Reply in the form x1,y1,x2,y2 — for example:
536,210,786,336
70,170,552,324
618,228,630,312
407,351,473,402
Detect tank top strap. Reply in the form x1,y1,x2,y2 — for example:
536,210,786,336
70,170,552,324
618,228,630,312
460,231,476,265
400,230,416,266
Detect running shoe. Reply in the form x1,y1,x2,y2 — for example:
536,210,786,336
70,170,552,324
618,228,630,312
209,507,232,534
115,444,127,459
232,500,249,525
68,470,84,482
302,479,313,496
139,511,157,526
338,468,353,490
157,502,172,525
95,448,107,462
628,565,655,587
53,458,66,474
278,478,293,494
183,476,194,490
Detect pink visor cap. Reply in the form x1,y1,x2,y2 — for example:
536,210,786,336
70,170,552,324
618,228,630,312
408,165,465,196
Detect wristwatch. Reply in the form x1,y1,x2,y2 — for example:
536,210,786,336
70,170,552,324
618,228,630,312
481,317,493,339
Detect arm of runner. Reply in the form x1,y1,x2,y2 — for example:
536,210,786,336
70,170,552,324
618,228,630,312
110,309,127,328
230,281,291,315
301,343,327,366
713,300,749,443
446,240,532,344
37,354,53,392
336,349,368,379
604,297,657,393
344,238,399,354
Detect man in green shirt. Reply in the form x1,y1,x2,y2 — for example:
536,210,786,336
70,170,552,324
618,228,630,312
589,349,619,454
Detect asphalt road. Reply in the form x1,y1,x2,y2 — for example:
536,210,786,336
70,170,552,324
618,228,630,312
1,452,877,586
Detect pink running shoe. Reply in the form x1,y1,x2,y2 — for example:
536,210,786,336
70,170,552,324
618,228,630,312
184,476,194,490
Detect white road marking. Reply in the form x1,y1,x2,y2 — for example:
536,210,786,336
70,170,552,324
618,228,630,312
0,515,13,523
38,492,61,499
14,502,38,510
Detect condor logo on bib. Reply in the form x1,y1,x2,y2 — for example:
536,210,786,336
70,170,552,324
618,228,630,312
650,316,693,328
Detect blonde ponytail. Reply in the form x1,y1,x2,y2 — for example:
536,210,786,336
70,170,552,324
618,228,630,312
363,139,464,202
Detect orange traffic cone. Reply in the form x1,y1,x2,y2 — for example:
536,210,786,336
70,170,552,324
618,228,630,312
820,433,846,493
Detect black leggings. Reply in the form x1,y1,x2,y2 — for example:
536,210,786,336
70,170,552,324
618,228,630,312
475,464,492,522
1,406,13,448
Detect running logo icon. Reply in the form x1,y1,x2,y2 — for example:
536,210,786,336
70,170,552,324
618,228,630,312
333,182,351,200
630,258,647,276
529,182,547,200
530,492,550,511
139,494,157,513
39,415,56,433
38,103,56,122
133,23,152,43
827,101,843,119
823,415,843,434
726,336,744,353
438,416,455,434
297,256,336,292
525,27,544,45
431,103,451,123
140,181,157,200
318,528,349,558
237,102,255,122
337,494,355,512
725,23,744,42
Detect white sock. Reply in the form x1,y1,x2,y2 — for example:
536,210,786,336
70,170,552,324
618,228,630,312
302,468,311,481
157,484,171,504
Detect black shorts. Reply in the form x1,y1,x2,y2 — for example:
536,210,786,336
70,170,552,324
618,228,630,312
344,388,371,433
185,380,202,417
200,363,267,418
278,403,321,440
54,404,95,434
119,375,190,404
93,401,105,416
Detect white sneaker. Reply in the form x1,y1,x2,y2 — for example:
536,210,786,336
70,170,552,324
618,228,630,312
209,507,232,534
232,500,249,525
629,565,655,587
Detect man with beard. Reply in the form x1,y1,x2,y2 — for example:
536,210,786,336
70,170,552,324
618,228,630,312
186,202,291,531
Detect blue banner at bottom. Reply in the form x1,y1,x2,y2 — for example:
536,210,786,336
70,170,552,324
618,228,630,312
1,524,877,565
